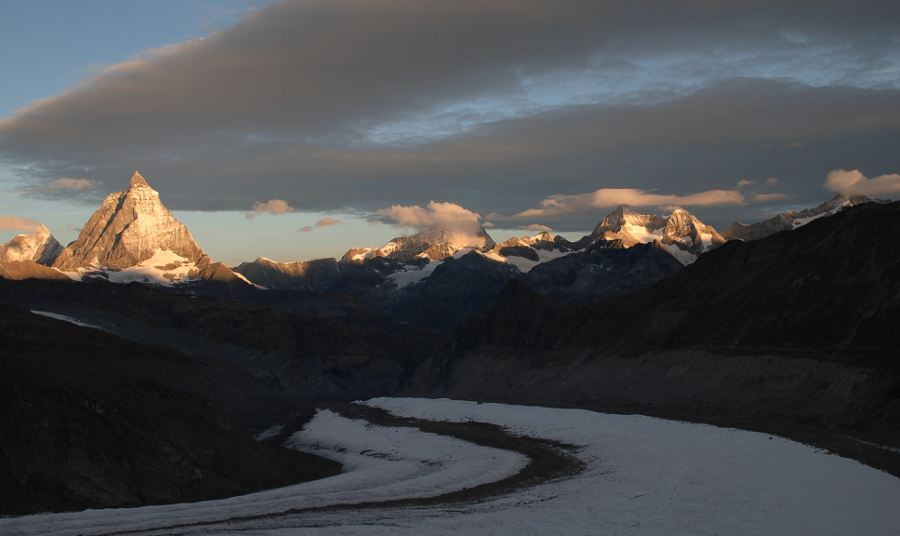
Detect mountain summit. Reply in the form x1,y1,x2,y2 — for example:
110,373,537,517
591,205,725,264
0,223,63,265
53,172,210,280
343,223,496,263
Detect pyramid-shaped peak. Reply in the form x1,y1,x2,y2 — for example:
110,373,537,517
129,171,150,189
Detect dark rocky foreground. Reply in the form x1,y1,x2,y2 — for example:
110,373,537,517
0,305,341,516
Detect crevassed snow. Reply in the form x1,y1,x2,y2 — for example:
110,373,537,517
4,399,899,536
1,408,525,536
387,260,439,288
29,311,104,331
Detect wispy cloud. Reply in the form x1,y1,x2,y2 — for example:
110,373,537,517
0,217,41,233
52,178,103,190
299,217,344,232
750,193,788,203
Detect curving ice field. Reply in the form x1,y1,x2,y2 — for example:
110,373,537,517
4,398,900,535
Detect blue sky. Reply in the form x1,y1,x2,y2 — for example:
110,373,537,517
1,1,898,264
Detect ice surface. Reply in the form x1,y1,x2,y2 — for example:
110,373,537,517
3,399,898,535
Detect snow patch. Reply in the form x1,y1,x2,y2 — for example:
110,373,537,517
387,260,439,288
29,311,103,331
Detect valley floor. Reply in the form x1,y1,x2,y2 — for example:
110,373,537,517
4,398,899,536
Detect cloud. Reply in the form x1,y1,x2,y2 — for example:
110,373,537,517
378,201,488,243
245,199,295,219
0,0,897,237
824,169,900,197
737,180,756,187
512,188,745,219
750,193,788,203
51,178,103,190
787,142,805,148
766,177,779,185
0,217,41,233
523,224,553,232
315,217,343,227
298,217,344,233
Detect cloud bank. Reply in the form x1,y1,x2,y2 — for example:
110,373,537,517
1,0,898,231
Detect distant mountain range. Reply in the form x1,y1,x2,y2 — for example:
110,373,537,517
0,171,889,331
2,171,898,515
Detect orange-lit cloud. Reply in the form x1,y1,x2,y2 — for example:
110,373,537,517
52,178,103,190
0,217,41,233
246,199,296,219
315,217,343,227
512,188,745,219
824,169,900,197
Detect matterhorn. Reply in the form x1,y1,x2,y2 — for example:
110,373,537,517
52,172,212,282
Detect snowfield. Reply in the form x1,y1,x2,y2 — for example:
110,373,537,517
4,398,899,535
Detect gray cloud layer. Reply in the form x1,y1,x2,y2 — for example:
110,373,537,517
1,0,898,230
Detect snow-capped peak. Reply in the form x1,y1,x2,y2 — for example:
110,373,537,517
590,205,724,264
53,172,210,274
0,222,64,265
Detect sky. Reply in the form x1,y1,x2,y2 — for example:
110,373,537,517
1,0,898,264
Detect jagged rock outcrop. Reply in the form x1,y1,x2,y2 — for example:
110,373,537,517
0,224,63,265
53,172,210,275
722,193,884,241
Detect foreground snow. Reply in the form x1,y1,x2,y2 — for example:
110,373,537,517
4,399,899,535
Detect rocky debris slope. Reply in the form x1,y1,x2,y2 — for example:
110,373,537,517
0,223,63,265
0,304,340,515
